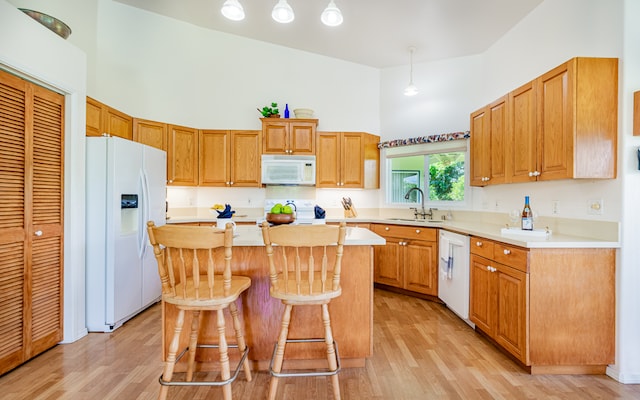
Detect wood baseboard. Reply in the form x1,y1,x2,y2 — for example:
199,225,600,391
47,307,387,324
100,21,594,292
530,365,608,375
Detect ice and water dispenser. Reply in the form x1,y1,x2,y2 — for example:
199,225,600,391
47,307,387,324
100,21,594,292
121,194,138,235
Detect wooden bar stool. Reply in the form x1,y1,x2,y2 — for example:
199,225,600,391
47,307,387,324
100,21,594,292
261,221,347,400
147,222,252,400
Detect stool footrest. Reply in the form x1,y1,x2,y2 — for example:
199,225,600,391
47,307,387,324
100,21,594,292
269,339,341,378
159,343,249,387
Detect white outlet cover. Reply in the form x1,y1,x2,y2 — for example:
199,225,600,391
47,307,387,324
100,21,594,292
587,199,603,215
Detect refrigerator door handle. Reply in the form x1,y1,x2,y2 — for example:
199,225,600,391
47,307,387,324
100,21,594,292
139,169,150,259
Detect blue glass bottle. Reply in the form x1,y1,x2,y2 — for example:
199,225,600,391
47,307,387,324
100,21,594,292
284,104,290,118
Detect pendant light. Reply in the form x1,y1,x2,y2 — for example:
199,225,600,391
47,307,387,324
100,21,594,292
321,1,343,27
404,46,418,96
221,0,245,21
272,0,295,24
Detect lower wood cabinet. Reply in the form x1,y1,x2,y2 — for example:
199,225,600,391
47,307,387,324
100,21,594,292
469,235,615,374
470,252,528,363
371,224,438,296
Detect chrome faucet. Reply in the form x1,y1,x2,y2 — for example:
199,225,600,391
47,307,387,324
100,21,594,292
404,187,437,220
405,187,425,219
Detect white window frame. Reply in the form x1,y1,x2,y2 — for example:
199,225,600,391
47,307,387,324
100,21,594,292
382,140,470,209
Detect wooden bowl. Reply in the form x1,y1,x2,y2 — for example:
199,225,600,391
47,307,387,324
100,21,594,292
266,213,295,225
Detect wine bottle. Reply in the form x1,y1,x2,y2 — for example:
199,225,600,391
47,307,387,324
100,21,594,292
284,104,290,118
521,196,533,230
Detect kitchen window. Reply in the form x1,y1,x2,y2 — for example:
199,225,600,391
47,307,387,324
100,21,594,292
384,141,468,206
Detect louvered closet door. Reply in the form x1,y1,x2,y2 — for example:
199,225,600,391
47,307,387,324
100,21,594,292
0,70,64,375
29,85,64,357
0,72,28,374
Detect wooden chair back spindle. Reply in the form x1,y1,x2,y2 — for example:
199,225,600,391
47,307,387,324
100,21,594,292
147,222,235,304
261,222,347,303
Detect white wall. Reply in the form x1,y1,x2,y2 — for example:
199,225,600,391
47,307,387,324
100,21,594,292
93,1,380,133
614,0,640,384
0,0,88,343
380,54,483,139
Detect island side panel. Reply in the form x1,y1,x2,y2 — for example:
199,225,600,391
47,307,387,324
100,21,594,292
528,248,615,373
162,245,373,368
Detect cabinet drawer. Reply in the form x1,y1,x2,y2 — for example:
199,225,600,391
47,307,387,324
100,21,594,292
371,224,436,241
493,243,528,273
470,236,494,258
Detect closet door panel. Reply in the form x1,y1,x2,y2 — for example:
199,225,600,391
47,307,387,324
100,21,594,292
0,71,28,374
30,86,64,355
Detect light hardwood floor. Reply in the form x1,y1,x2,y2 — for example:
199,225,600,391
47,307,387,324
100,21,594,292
2,289,639,399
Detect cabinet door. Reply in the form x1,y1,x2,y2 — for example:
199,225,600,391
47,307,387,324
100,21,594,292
262,120,288,154
105,106,133,140
85,97,132,140
536,61,573,181
341,132,364,187
469,108,489,186
133,118,167,151
403,239,438,296
316,131,341,187
469,255,495,335
230,130,261,187
167,125,198,186
86,97,102,136
508,81,537,183
289,122,316,154
373,237,403,288
487,96,507,185
494,263,528,364
199,130,229,186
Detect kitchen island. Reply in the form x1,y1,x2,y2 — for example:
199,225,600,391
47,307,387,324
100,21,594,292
161,224,385,371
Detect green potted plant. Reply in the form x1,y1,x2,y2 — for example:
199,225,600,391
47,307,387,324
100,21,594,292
258,102,280,118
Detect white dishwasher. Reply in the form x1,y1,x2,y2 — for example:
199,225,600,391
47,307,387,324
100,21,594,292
438,230,473,327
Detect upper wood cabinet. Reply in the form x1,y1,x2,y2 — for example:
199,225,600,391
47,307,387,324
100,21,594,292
535,57,618,180
199,130,261,187
507,81,537,183
133,118,167,151
471,57,618,186
85,96,133,140
316,131,380,189
261,118,317,155
167,124,198,186
470,95,507,187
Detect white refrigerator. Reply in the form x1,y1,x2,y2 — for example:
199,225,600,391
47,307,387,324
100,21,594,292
86,136,166,332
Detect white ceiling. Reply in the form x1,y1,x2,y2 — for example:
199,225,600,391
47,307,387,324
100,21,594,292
115,0,543,68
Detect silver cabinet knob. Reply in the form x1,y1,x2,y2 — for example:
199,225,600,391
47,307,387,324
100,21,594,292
476,241,482,247
34,230,43,237
503,249,511,255
415,229,421,234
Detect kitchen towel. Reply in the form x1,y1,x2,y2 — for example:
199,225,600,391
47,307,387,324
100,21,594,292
439,236,463,280
314,205,326,219
215,204,235,218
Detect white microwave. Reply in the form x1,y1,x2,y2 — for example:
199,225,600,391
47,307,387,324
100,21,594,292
261,155,316,185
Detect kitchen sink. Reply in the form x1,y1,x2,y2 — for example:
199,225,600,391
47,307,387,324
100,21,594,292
386,218,443,224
